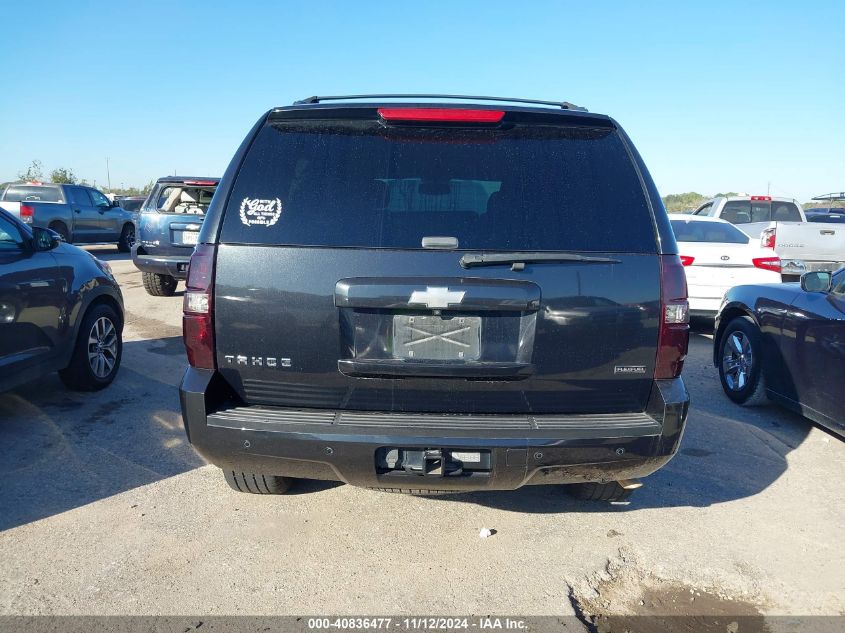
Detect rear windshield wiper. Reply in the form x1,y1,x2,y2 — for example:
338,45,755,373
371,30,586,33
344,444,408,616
460,252,620,270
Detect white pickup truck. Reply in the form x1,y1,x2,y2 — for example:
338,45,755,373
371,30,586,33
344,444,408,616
693,195,845,280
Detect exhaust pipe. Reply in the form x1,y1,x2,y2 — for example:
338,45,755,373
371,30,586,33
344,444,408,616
617,479,643,490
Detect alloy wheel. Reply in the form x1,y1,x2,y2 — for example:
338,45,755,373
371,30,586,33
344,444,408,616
722,331,753,391
87,317,118,378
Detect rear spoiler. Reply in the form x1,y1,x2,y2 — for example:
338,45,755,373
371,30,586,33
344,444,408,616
293,94,588,111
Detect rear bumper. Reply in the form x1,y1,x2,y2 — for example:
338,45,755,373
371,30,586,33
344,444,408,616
179,369,690,492
781,259,845,276
688,296,721,316
131,246,190,279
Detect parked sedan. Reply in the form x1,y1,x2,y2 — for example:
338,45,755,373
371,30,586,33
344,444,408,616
0,208,124,392
714,269,845,435
671,216,782,316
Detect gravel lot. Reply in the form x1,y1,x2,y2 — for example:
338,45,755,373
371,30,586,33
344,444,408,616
1,247,843,617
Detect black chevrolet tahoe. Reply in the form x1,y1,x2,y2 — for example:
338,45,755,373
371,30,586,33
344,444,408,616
179,95,690,500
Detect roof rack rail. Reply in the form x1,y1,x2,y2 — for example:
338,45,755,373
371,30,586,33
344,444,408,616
293,94,587,111
811,192,845,201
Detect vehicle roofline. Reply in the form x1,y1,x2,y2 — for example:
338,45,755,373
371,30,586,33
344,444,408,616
2,181,63,187
720,195,800,203
269,101,613,122
670,215,731,222
154,176,221,183
154,177,221,183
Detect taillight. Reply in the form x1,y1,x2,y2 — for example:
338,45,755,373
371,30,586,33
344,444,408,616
20,204,34,223
761,228,776,249
753,256,781,273
679,255,695,266
183,244,216,369
655,255,689,379
377,108,505,123
750,195,772,201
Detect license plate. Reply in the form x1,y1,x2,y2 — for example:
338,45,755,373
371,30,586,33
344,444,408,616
392,314,481,361
450,451,482,463
181,230,199,245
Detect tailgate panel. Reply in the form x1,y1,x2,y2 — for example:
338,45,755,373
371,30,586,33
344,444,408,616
214,245,660,414
775,222,845,261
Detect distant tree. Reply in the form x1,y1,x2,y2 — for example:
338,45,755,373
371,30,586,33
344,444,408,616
662,192,708,213
109,180,156,197
50,167,78,184
17,159,44,182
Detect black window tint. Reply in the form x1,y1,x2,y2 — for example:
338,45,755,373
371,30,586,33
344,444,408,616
720,201,751,224
3,185,63,203
0,215,24,251
771,202,801,221
68,187,91,206
750,202,771,223
220,120,656,252
670,220,750,244
120,199,144,212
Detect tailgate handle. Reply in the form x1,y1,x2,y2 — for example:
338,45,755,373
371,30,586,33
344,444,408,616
335,278,541,312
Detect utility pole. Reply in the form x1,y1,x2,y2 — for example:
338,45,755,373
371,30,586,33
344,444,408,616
767,181,770,196
106,157,112,192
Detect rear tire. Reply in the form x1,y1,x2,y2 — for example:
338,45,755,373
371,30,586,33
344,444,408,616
566,481,633,502
718,316,768,406
117,223,135,252
58,303,122,391
142,271,177,296
48,221,70,243
224,470,293,494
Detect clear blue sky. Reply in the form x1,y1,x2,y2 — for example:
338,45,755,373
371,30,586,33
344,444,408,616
1,0,843,201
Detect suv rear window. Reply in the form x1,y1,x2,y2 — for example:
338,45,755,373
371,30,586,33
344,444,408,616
220,119,656,252
2,185,64,203
146,184,216,214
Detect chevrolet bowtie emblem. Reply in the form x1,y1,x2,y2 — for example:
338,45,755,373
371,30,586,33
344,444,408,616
408,287,466,309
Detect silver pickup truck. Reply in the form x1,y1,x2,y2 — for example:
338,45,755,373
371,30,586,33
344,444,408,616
0,182,136,252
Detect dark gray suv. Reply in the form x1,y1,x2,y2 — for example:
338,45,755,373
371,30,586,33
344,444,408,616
179,95,690,500
0,209,123,392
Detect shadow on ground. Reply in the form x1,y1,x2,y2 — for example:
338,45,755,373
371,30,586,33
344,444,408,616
0,337,203,531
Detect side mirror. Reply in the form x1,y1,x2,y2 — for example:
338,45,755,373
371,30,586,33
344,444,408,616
32,226,62,251
800,271,832,293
